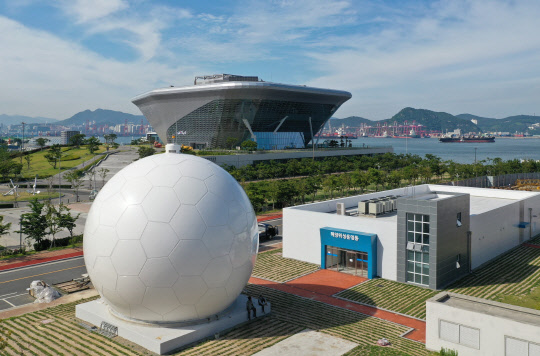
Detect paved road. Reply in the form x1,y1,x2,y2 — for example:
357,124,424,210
0,257,86,311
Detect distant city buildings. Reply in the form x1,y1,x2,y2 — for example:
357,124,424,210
60,130,81,145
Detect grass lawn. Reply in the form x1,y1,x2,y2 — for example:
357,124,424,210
252,248,320,282
17,146,106,179
0,191,61,202
337,243,540,320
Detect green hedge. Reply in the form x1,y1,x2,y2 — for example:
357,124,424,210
33,234,83,251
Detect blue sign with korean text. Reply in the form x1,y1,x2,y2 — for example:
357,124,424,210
320,227,377,279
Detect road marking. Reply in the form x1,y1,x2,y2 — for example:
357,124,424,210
0,292,17,298
0,265,86,285
0,256,85,275
4,293,29,300
2,299,15,307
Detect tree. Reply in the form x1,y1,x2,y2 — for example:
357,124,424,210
58,204,80,240
85,136,101,154
44,144,62,169
36,137,49,150
138,146,155,159
24,154,31,169
0,215,12,246
69,133,86,148
98,168,110,188
17,199,47,245
104,133,118,151
44,202,62,247
104,133,118,145
65,171,84,202
328,140,339,148
225,137,238,150
240,140,257,151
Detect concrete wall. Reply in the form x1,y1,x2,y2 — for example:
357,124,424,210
434,194,470,288
426,293,540,355
283,208,398,280
469,195,540,269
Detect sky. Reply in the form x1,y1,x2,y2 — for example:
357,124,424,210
1,0,539,120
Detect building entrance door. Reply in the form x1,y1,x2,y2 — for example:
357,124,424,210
326,246,369,277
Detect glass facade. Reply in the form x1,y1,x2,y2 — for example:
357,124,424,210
406,213,430,286
166,99,335,149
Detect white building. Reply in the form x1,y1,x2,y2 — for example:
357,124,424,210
283,185,540,289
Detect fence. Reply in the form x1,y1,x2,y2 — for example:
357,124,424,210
447,172,540,188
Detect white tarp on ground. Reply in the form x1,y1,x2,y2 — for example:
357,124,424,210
27,280,62,303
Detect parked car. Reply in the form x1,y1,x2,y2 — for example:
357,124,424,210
258,223,278,240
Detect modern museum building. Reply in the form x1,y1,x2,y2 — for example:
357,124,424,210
131,74,352,149
283,185,540,290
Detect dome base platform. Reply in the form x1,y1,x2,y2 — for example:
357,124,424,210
76,295,271,355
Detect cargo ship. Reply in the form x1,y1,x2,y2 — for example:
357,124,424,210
439,135,495,143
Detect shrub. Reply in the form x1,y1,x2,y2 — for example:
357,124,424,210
440,348,458,356
33,234,83,251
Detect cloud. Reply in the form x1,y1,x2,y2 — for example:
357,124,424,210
306,0,540,119
56,0,128,23
0,16,196,118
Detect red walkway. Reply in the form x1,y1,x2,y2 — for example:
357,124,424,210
524,243,540,249
0,249,84,271
249,270,426,343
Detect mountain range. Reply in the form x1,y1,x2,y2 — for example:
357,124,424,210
1,107,539,134
328,107,540,134
0,114,57,126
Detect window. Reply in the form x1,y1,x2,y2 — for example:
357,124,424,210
457,212,462,227
440,320,480,350
406,213,430,286
505,336,540,356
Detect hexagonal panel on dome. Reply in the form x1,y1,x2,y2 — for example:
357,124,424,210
173,177,207,205
142,287,180,316
99,193,128,227
121,158,158,179
229,238,251,269
202,225,235,258
170,205,206,240
173,275,208,305
92,256,118,292
163,304,198,322
116,275,147,305
95,174,127,202
102,287,131,317
146,164,182,187
228,201,248,234
195,287,231,318
120,176,153,205
204,172,237,203
92,225,118,257
130,305,162,322
169,240,211,276
225,262,253,298
84,204,101,235
141,222,179,258
139,257,179,288
116,205,148,240
196,192,228,227
150,153,187,165
142,186,180,223
202,256,232,288
111,240,147,276
178,159,214,180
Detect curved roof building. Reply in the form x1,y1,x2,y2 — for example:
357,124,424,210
131,74,351,149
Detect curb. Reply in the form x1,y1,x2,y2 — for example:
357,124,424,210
0,251,84,272
257,214,283,222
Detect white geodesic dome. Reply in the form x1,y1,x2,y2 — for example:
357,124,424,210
83,153,258,323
